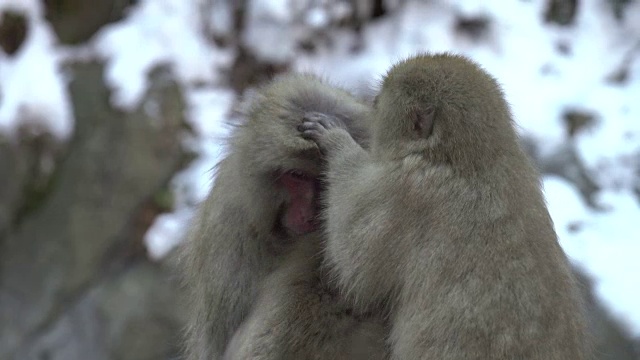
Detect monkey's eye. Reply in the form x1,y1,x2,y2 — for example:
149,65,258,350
288,170,307,179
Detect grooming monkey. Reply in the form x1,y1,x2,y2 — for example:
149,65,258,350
300,53,589,359
180,73,387,360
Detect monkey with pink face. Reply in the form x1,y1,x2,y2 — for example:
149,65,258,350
180,73,388,360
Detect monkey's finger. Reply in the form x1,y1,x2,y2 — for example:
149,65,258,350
298,121,324,132
301,129,324,140
297,121,315,129
315,116,335,130
303,112,328,122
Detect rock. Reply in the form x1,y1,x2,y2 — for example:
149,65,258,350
229,46,289,93
0,61,188,360
454,15,491,42
0,10,28,55
544,0,578,26
535,141,601,208
13,262,184,360
43,0,136,44
0,132,62,225
0,136,25,235
563,109,596,138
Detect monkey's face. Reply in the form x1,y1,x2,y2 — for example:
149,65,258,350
275,169,321,236
238,73,372,236
242,113,324,237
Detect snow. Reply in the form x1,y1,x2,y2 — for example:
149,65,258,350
144,208,193,260
92,0,233,110
544,176,640,336
1,0,639,338
143,87,235,260
0,0,73,140
305,6,330,29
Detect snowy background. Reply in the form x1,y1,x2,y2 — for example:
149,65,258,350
1,0,639,359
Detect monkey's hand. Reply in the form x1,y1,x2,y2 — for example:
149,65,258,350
300,112,370,186
299,112,354,155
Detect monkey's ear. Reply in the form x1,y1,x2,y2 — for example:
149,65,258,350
411,106,435,137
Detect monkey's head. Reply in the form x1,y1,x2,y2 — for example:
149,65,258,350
373,53,520,173
233,73,371,235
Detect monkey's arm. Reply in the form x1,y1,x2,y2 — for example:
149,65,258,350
181,161,278,360
300,113,401,308
182,207,261,360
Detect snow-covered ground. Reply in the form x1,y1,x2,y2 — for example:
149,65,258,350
0,0,72,139
1,0,639,336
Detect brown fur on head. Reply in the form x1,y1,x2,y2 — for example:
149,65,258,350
233,73,371,178
216,73,372,237
373,53,520,174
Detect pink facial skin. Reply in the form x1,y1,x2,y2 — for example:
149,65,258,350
278,171,318,235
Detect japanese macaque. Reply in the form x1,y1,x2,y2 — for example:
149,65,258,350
299,53,589,359
179,73,387,360
223,237,388,360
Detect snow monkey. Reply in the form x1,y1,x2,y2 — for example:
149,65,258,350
222,236,389,360
299,53,589,360
180,73,388,360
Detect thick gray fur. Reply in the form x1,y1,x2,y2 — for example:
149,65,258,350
302,54,590,360
179,73,387,360
223,236,388,360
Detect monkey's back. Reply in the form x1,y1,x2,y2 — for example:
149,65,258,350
398,156,588,359
323,53,589,359
324,151,588,359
